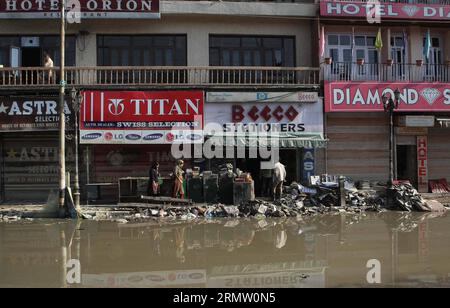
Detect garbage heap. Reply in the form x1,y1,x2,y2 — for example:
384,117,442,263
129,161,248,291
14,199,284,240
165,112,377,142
391,183,432,212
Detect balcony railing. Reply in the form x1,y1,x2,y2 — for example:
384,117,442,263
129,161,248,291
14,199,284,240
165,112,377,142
0,66,320,88
324,62,450,83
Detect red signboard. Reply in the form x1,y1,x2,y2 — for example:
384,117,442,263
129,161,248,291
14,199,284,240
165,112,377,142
417,136,428,193
80,91,204,144
325,82,450,112
0,0,160,19
320,0,450,21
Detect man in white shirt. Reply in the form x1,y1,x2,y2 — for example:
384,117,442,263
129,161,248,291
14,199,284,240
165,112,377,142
272,161,287,201
43,52,54,83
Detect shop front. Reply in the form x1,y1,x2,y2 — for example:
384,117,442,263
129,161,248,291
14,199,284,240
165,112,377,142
324,81,450,192
0,96,75,203
205,92,326,195
79,90,205,200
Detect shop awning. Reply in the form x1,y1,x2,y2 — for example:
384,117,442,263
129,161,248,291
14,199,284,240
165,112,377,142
206,132,327,148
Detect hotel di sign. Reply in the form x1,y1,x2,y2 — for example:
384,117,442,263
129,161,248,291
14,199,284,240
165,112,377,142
320,0,450,21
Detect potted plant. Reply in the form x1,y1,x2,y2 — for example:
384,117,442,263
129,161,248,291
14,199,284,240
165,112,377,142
324,57,332,65
416,59,424,67
386,59,394,66
357,58,365,65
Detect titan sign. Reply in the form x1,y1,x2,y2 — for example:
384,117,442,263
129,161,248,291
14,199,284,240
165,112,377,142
80,91,204,144
320,0,450,21
325,82,450,112
0,0,160,19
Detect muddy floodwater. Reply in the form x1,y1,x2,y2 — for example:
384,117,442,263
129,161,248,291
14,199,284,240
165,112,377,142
1,212,450,288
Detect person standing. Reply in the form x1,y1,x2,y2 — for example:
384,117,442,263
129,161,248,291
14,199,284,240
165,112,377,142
272,161,287,201
43,52,54,83
173,160,185,199
148,162,160,196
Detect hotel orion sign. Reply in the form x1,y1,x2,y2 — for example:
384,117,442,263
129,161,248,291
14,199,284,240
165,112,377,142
320,0,450,21
0,0,160,19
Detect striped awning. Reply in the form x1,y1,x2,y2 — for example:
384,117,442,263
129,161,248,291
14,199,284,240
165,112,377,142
206,132,327,148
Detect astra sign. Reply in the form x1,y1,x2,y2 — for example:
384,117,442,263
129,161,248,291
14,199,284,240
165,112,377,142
80,91,204,144
325,82,450,112
320,0,450,21
0,0,160,19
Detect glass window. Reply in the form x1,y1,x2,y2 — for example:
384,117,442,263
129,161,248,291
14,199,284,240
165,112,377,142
209,36,295,67
356,50,365,59
97,35,187,66
368,50,379,64
355,36,365,46
395,37,404,47
366,37,376,47
343,49,352,62
432,38,440,48
340,35,351,46
328,35,339,45
330,49,338,60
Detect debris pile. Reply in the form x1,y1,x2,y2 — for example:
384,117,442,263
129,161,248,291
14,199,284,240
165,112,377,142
0,212,23,222
391,184,431,212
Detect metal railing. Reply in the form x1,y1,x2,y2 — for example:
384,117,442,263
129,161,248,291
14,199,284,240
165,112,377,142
324,62,450,83
0,66,320,88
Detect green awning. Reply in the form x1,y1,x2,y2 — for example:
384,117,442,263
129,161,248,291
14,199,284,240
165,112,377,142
206,132,327,148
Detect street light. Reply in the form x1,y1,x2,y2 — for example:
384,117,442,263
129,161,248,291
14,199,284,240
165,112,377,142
382,88,400,188
71,87,83,210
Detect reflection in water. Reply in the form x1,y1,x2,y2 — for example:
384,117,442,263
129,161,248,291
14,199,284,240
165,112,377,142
0,212,450,288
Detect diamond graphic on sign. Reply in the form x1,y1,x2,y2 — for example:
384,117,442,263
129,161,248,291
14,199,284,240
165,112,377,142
285,106,299,121
421,88,441,106
261,106,272,121
402,5,419,17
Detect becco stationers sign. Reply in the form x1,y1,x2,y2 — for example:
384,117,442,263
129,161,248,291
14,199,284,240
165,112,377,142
80,91,204,144
0,0,160,19
320,0,450,21
325,82,450,112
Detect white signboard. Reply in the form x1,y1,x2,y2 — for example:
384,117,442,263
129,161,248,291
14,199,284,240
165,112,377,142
204,99,324,134
207,92,319,103
82,269,206,288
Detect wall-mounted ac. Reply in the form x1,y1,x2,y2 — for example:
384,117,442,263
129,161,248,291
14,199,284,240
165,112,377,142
21,37,40,47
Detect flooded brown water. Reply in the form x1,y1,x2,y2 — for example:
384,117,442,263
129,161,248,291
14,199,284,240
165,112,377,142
1,212,450,288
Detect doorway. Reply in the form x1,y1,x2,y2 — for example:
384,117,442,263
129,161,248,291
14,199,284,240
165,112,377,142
21,47,41,67
396,145,418,188
21,47,41,84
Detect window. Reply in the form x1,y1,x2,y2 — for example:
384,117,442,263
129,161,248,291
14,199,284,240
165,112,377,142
0,36,74,67
97,35,187,66
41,36,76,66
209,36,295,67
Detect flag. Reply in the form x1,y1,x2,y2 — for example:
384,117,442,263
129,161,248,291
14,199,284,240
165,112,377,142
351,27,355,59
423,29,431,61
374,28,383,51
319,26,325,58
402,29,408,62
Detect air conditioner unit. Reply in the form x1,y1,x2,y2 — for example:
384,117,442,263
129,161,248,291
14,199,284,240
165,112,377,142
21,37,40,47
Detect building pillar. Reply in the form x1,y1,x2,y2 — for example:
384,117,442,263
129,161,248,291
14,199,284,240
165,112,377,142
409,26,422,62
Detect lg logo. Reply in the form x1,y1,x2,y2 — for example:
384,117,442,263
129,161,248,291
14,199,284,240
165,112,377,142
108,99,125,116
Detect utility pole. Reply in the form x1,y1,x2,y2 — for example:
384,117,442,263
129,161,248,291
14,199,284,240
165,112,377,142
59,0,66,217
